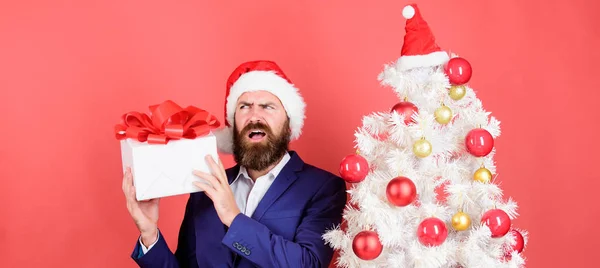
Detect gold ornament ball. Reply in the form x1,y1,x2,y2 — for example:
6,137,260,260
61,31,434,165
434,105,453,124
449,85,467,100
413,138,432,158
474,167,493,183
451,211,471,231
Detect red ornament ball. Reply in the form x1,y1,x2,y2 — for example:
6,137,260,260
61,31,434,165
391,101,419,125
352,230,383,260
444,57,472,85
506,229,525,254
481,209,512,238
386,176,417,206
339,154,369,183
465,128,494,157
417,217,448,247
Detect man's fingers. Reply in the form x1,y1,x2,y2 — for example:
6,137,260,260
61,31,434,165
123,173,131,197
125,185,141,215
205,155,219,177
193,170,222,191
205,155,227,186
122,167,131,193
129,184,136,200
193,181,215,199
122,176,127,194
124,173,139,204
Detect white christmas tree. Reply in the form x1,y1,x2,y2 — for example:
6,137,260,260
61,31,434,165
323,4,528,268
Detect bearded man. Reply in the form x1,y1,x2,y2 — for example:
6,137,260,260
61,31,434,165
122,60,347,268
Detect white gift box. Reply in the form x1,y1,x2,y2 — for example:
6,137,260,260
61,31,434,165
120,133,218,201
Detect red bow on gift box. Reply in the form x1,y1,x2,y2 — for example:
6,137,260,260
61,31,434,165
115,100,221,144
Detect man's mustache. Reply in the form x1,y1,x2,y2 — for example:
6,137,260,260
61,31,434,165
241,122,272,134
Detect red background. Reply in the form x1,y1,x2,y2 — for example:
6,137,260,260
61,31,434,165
1,0,598,267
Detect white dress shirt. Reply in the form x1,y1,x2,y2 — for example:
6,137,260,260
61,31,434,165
140,152,291,254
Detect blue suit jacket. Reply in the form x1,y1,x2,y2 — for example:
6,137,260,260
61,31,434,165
131,151,347,267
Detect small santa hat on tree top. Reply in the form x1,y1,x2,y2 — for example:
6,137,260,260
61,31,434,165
396,4,450,71
214,60,306,154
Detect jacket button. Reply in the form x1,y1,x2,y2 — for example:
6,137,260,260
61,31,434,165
233,242,239,247
245,250,251,256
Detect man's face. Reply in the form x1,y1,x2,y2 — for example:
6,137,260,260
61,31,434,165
232,91,290,171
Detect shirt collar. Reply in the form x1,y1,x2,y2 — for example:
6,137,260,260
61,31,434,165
234,151,291,182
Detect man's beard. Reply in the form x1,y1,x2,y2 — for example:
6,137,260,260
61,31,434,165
232,119,290,171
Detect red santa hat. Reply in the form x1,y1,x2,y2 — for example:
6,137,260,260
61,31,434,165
214,60,306,154
396,4,450,70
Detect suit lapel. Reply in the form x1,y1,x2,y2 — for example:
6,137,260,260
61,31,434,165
251,152,304,222
226,165,241,185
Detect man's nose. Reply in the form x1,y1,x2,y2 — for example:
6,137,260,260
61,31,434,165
249,107,263,122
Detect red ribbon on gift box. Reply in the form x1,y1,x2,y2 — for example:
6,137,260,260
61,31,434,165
114,100,221,144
